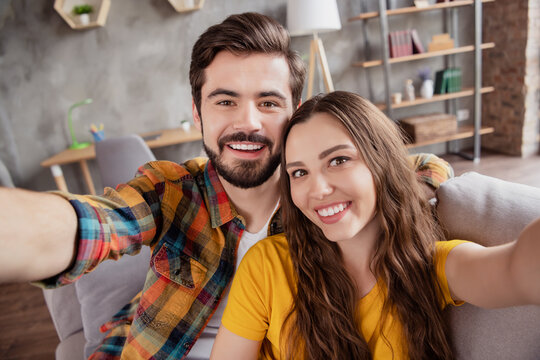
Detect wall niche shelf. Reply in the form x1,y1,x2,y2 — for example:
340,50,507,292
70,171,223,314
54,0,111,30
168,0,205,13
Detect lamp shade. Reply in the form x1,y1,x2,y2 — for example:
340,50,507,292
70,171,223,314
287,0,341,36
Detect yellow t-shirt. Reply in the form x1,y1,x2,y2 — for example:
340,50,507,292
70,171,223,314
222,234,467,359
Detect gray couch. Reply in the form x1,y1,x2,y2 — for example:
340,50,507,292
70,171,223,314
43,172,540,359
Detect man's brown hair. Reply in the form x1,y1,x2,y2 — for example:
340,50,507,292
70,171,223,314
189,12,306,114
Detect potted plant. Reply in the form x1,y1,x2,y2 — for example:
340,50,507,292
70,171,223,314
73,4,93,25
180,120,191,132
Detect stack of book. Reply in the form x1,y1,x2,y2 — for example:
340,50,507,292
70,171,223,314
434,68,462,94
388,29,425,58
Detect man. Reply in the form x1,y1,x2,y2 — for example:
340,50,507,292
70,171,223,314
0,12,452,359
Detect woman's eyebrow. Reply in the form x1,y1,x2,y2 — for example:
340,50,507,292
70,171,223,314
285,161,304,169
318,144,354,160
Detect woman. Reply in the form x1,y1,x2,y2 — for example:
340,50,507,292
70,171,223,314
210,91,540,359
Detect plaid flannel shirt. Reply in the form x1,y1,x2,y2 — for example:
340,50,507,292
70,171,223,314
37,153,451,359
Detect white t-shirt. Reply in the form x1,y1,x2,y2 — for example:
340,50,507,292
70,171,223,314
186,203,279,359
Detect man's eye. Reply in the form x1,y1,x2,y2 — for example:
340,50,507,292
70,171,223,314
290,169,307,178
217,100,233,106
261,101,277,107
329,157,349,167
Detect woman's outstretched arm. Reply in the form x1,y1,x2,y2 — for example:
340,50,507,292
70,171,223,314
445,217,540,308
210,326,261,360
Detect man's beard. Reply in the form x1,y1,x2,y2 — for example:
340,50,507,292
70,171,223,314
203,132,281,189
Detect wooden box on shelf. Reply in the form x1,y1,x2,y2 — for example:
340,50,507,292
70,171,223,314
399,113,457,143
54,0,111,30
168,0,205,13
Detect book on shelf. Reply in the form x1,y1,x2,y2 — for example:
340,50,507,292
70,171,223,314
410,29,425,54
389,30,414,58
434,68,462,94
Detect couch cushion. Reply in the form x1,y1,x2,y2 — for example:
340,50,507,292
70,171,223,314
75,246,151,358
55,330,86,360
42,284,83,341
436,171,540,360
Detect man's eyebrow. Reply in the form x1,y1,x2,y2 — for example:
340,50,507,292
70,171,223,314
259,91,287,100
286,161,304,169
207,89,239,98
319,144,355,160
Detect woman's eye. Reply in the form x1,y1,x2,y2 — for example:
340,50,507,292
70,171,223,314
329,157,349,167
290,169,307,178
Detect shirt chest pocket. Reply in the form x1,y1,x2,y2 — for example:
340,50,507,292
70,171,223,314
152,243,207,290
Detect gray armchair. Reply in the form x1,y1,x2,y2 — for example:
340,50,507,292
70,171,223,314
43,134,156,359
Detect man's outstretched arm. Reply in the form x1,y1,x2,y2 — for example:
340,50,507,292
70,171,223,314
0,187,77,283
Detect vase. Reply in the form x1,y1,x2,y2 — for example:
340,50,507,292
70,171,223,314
420,79,434,99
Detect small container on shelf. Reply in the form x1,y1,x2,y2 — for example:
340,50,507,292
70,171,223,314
403,79,415,101
418,67,434,99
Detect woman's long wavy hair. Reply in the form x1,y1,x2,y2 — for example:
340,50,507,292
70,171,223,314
278,91,452,359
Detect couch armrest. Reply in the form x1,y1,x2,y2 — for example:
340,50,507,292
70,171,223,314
436,171,540,360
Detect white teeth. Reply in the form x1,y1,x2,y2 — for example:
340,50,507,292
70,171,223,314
230,144,263,151
317,202,348,217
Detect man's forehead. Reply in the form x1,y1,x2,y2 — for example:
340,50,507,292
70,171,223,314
201,51,292,100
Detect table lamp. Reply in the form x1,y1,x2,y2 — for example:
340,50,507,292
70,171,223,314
68,98,93,149
287,0,341,99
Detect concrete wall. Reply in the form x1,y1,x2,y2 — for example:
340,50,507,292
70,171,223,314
0,0,477,193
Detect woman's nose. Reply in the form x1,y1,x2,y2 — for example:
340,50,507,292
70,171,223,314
309,174,333,200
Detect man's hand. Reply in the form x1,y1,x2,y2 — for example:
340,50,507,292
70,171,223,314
0,187,78,283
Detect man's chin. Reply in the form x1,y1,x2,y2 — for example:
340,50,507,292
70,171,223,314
204,144,281,189
215,163,277,189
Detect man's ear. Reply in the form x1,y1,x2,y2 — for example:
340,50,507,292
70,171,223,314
192,99,202,131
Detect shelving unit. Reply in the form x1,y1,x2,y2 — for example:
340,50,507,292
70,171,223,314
354,43,494,68
349,0,494,21
405,125,494,149
54,0,111,30
376,86,494,110
349,0,494,161
168,0,205,13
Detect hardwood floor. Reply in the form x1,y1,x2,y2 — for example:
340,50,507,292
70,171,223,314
0,282,57,359
0,151,538,359
441,151,540,187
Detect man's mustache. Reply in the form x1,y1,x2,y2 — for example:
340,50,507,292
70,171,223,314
218,133,274,152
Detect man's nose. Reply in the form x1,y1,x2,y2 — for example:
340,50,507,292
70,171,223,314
233,103,262,132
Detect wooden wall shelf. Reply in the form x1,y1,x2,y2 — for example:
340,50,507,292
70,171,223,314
376,87,495,110
405,125,494,149
54,0,111,30
349,0,494,21
354,42,495,68
168,0,205,13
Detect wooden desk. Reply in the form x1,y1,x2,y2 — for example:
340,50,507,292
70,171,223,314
41,126,202,195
